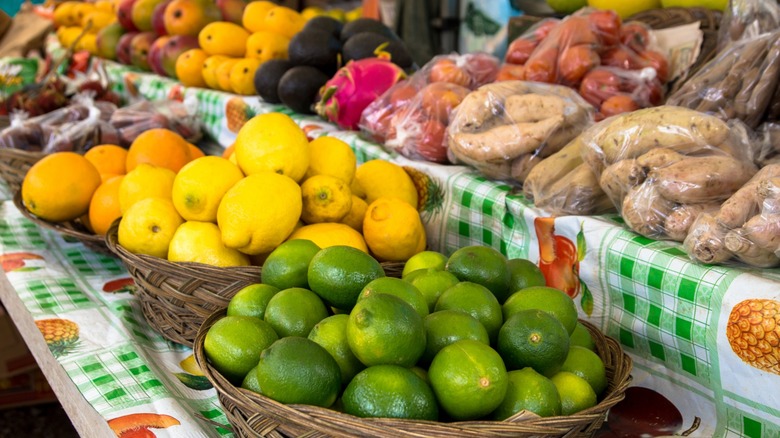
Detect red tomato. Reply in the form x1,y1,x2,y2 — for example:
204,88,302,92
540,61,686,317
534,19,561,41
558,17,599,46
429,59,471,87
620,22,651,52
588,10,622,47
558,44,600,85
579,68,621,107
601,94,640,117
420,82,469,123
416,118,449,163
524,47,558,83
639,50,670,83
389,83,417,107
463,52,500,85
496,63,525,81
506,38,538,65
601,46,643,70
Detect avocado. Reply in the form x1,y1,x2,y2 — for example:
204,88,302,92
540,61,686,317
254,59,293,104
303,16,343,38
340,18,398,43
342,32,393,63
385,40,414,69
278,66,330,115
288,29,342,76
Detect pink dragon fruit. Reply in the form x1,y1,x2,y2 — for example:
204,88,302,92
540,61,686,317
316,57,406,130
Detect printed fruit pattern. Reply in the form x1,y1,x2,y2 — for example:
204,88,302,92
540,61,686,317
174,354,212,390
403,166,443,220
727,299,780,375
225,97,256,133
35,318,80,358
596,386,694,437
107,413,180,437
0,252,44,272
103,277,137,293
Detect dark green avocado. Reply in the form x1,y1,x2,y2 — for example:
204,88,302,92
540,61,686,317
288,29,343,76
278,66,330,115
254,59,293,104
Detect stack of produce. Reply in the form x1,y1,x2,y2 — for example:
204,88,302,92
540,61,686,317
499,9,668,119
204,243,612,424
360,53,500,163
255,17,412,116
54,0,118,55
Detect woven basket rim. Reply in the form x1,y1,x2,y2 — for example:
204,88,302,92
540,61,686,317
194,309,633,437
13,188,108,247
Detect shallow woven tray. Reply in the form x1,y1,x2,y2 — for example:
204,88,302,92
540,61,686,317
0,148,44,194
13,189,113,256
194,311,633,437
106,220,405,346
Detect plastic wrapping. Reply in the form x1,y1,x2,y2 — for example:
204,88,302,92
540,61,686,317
667,30,780,129
684,164,780,267
580,106,758,241
359,53,500,163
718,0,780,49
579,66,664,121
446,80,594,183
756,122,780,167
109,99,202,146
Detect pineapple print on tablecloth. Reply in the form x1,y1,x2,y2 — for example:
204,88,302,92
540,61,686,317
727,299,780,375
225,97,256,133
36,318,80,358
403,166,443,220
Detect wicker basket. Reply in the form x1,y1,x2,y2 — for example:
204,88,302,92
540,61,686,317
105,220,406,346
194,310,633,437
0,148,44,194
13,189,114,256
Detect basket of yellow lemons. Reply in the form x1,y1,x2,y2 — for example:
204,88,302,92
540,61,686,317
192,247,632,437
104,113,430,345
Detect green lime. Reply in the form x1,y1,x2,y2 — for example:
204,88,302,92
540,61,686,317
358,277,429,318
546,0,587,14
428,339,508,420
445,245,511,303
342,365,439,420
507,258,546,294
561,346,607,396
402,250,447,278
421,310,489,365
346,293,426,367
241,364,262,393
408,269,460,312
570,322,596,351
497,310,570,376
503,286,578,335
261,239,321,290
308,245,385,310
252,337,341,407
263,287,329,338
410,366,429,384
204,316,279,385
308,314,365,385
227,283,280,320
434,281,503,343
492,367,561,420
550,371,598,415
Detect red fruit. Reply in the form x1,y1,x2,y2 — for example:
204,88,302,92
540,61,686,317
620,22,650,52
524,47,558,83
102,278,136,293
601,94,640,117
534,217,581,298
601,46,643,70
579,68,620,107
429,59,471,87
416,118,448,163
506,38,537,65
606,387,684,436
558,45,600,85
496,63,525,81
534,19,560,41
389,83,417,107
639,50,669,83
587,9,621,47
462,52,500,86
420,81,469,123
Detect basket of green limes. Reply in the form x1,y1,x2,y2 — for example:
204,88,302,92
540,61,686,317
193,245,633,437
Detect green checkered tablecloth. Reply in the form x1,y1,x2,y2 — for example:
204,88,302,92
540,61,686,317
6,40,779,436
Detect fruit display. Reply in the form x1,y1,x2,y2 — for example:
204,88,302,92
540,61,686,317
727,299,780,375
360,53,500,163
446,81,593,183
203,243,613,425
718,0,780,48
500,9,669,119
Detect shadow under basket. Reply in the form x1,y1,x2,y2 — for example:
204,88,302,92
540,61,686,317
14,189,113,256
0,148,44,194
194,311,633,438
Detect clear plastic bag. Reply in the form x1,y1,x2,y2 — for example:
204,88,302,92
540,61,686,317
109,99,202,146
684,164,780,267
667,31,780,129
446,80,594,183
579,66,664,121
580,106,758,241
718,0,780,49
359,52,500,163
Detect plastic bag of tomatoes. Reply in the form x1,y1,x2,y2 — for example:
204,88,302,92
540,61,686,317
359,52,500,164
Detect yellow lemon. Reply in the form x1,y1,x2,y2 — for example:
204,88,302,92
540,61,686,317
363,197,426,262
217,172,302,255
230,58,262,95
119,164,176,214
242,1,276,32
304,136,356,183
587,0,660,18
245,31,289,62
168,221,251,266
118,198,184,258
216,58,240,92
176,48,209,87
172,156,244,223
354,160,418,208
340,195,368,233
202,55,230,90
301,175,352,224
199,21,250,57
287,223,368,252
301,6,324,21
263,6,304,39
234,113,310,182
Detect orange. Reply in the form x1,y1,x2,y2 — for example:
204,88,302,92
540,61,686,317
188,144,205,159
126,129,193,173
22,152,102,222
84,145,127,177
222,143,235,159
89,176,124,236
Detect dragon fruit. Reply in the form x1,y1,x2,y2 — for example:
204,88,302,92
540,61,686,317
316,57,406,130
